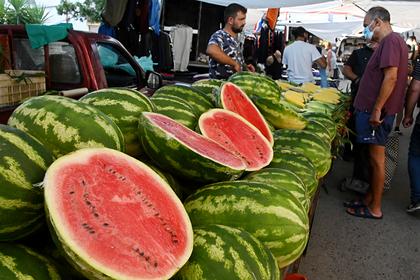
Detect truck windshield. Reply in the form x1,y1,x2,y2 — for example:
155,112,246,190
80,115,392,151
48,42,82,84
96,42,137,87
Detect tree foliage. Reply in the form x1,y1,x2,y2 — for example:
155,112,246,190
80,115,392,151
57,0,105,23
0,0,50,24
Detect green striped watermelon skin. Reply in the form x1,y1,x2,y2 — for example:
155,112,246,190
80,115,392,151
79,88,155,156
174,224,280,280
244,168,309,212
269,149,318,199
151,94,199,129
0,125,54,241
184,181,309,268
139,112,245,183
273,129,332,178
153,85,214,115
305,120,332,144
0,243,61,279
228,72,281,99
8,96,125,158
302,112,337,140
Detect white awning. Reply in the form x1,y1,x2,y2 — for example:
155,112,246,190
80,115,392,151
196,0,334,8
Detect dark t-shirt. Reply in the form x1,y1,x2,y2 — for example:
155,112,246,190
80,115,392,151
345,46,374,96
354,32,408,115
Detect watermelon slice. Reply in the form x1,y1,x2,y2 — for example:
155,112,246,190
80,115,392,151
199,109,273,171
219,82,274,145
44,148,194,280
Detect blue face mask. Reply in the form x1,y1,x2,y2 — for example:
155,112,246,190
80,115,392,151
363,25,374,40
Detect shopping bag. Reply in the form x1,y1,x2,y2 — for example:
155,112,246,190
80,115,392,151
384,132,399,190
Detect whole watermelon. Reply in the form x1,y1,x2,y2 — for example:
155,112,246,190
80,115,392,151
174,224,280,280
0,124,54,241
8,95,125,158
79,88,155,156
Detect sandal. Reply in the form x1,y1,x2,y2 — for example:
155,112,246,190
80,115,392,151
346,206,383,219
343,199,366,208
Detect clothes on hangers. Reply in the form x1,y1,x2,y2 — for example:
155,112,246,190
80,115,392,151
101,0,128,27
149,0,161,35
170,25,193,72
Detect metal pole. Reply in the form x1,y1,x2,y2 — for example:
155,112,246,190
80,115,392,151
195,1,203,62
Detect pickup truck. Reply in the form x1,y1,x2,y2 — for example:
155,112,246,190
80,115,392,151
0,25,162,123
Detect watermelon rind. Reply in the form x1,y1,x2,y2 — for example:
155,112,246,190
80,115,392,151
79,87,155,157
184,181,309,268
0,243,62,279
174,224,280,280
44,148,194,280
8,95,125,158
0,125,54,241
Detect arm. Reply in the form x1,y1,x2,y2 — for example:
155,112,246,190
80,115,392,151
403,78,420,127
342,65,359,81
327,50,332,70
370,67,398,126
206,44,241,72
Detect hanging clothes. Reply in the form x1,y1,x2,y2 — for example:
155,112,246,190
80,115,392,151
136,0,150,35
257,24,269,64
149,0,161,35
98,22,116,38
266,8,279,31
170,25,193,72
118,0,137,28
101,0,128,27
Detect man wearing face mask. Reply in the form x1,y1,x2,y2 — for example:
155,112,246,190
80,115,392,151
207,3,255,79
346,7,408,219
282,27,327,85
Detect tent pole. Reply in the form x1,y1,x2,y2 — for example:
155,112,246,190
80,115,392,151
195,1,203,61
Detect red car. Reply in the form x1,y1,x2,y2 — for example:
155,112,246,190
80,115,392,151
0,25,162,123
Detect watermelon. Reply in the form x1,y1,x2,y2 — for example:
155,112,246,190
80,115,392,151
244,168,310,212
174,224,280,280
184,181,309,268
199,109,273,171
153,85,214,115
0,243,62,279
228,72,281,99
8,95,124,158
273,130,332,178
305,120,332,143
44,148,194,280
146,162,184,200
151,94,198,129
0,125,54,241
79,88,155,157
218,82,274,145
139,112,246,183
302,112,336,140
269,148,318,199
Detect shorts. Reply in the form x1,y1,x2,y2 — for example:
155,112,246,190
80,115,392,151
355,110,395,146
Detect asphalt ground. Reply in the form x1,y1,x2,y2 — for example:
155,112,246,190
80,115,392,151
299,112,420,279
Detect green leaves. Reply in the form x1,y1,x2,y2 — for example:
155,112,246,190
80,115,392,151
56,0,105,23
1,0,50,24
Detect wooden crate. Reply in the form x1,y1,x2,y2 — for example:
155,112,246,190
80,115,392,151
0,70,46,107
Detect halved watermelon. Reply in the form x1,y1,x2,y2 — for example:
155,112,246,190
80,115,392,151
44,148,194,280
139,112,246,183
219,82,274,146
199,109,273,171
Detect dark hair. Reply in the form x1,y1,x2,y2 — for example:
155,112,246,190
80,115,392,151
292,27,307,38
366,6,391,23
224,3,247,23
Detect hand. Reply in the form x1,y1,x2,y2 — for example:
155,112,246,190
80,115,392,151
247,64,256,72
233,62,241,73
369,109,383,127
402,115,414,128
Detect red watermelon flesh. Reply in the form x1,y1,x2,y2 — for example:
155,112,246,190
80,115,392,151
146,112,246,169
44,148,193,280
220,82,274,145
199,109,273,171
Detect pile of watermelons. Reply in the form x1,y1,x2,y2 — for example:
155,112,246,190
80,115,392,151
0,72,351,279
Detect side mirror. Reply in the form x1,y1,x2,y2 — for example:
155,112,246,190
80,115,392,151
146,71,163,89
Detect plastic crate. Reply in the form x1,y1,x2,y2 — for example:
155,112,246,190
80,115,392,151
0,70,46,107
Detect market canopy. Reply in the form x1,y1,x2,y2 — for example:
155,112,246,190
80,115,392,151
196,0,334,8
